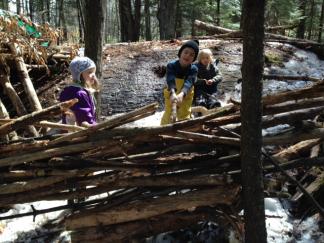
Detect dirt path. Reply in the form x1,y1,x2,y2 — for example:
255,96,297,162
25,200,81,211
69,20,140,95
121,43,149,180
100,40,242,115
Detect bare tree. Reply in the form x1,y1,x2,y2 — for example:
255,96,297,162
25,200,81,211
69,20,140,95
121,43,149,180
77,0,85,43
0,0,9,10
29,0,34,21
144,0,152,41
16,0,21,14
118,0,141,42
58,0,67,41
241,0,267,242
296,0,307,39
157,0,177,40
84,0,107,119
216,0,220,25
307,0,315,40
318,0,324,43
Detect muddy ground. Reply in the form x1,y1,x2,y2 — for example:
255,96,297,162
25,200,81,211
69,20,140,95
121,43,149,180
40,39,304,117
100,39,242,115
99,39,300,116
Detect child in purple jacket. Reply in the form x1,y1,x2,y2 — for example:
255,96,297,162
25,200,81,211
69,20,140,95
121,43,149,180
59,56,99,127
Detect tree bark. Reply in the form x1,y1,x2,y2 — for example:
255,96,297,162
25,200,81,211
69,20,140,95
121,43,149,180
157,0,177,40
58,0,67,41
29,0,33,21
307,0,315,40
144,0,152,41
319,0,324,43
71,210,215,242
16,0,21,14
296,0,307,39
118,0,141,42
241,0,267,242
65,186,239,230
216,0,221,25
77,0,85,43
84,0,106,121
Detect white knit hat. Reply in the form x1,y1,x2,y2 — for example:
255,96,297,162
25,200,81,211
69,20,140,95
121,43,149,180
69,56,96,82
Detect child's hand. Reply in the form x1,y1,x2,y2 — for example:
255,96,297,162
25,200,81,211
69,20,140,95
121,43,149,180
170,91,177,103
81,121,92,128
177,92,184,104
206,79,214,85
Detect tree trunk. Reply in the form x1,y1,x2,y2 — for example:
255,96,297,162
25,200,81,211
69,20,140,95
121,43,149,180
58,0,67,41
296,0,307,39
39,0,45,24
0,0,9,10
319,0,324,43
46,0,51,23
119,0,131,41
191,8,197,36
118,0,141,42
29,0,33,21
175,0,182,37
241,0,267,242
144,0,152,41
216,0,220,25
77,0,85,43
65,187,239,230
133,0,141,41
157,0,177,40
307,0,315,40
84,0,106,120
16,0,21,14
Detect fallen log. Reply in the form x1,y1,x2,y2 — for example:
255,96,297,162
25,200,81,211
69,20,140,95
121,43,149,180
273,139,322,162
263,97,324,115
0,170,231,196
64,186,240,230
194,20,233,34
262,81,324,106
194,19,297,35
262,106,324,128
70,209,218,242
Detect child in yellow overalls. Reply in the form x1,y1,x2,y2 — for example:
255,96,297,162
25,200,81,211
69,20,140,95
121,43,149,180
160,40,199,125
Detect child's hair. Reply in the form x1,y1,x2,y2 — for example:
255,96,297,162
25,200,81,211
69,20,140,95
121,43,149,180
178,40,200,61
69,56,99,90
197,48,214,69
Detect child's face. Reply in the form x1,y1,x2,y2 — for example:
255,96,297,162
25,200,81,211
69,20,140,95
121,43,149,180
200,55,211,66
179,47,195,67
81,67,97,86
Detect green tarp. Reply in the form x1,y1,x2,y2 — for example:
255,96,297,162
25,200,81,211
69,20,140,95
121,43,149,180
0,9,42,38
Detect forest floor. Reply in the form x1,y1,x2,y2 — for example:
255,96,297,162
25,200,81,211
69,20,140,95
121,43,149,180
42,39,304,116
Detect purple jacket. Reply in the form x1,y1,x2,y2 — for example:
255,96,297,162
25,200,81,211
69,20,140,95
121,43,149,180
59,85,96,125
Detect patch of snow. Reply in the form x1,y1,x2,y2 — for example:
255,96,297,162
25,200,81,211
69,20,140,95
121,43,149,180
0,201,67,242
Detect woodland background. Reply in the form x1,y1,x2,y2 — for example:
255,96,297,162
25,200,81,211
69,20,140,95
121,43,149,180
0,0,323,44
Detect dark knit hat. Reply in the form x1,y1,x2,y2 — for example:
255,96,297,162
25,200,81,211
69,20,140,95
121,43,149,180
178,40,199,61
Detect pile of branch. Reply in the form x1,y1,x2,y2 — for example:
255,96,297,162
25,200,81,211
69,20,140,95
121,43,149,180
0,12,78,120
0,80,324,240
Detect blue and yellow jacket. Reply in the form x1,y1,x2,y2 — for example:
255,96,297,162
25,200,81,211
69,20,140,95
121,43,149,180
166,60,198,95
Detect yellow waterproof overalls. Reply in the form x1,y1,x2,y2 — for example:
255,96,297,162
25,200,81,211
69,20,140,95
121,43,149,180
160,78,194,125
